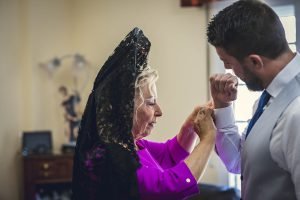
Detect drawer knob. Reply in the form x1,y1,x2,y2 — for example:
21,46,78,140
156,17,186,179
43,172,49,177
43,163,49,169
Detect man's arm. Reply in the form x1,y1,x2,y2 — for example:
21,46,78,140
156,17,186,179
210,73,243,173
215,105,244,173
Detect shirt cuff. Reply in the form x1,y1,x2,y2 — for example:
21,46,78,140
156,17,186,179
168,136,189,164
171,161,200,197
136,161,199,200
214,105,235,129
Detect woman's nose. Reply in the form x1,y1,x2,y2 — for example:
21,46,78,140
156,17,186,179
155,104,162,117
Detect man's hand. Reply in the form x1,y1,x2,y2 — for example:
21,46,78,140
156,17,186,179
210,73,238,108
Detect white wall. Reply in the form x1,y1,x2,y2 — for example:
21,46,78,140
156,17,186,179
72,0,208,142
0,1,24,199
0,0,74,199
0,0,228,199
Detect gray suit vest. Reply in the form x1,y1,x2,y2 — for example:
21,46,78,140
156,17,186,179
241,73,300,200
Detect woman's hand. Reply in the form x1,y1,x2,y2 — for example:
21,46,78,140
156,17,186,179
193,105,216,142
184,103,216,181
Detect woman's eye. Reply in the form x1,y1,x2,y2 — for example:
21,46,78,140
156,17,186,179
145,96,157,106
146,102,155,106
145,99,156,106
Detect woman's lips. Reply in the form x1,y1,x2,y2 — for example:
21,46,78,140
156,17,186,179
147,122,155,128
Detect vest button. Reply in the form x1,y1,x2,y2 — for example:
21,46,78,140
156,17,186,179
240,175,243,181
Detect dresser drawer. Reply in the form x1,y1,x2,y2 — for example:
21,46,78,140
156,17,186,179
29,157,73,181
23,154,74,200
33,160,57,180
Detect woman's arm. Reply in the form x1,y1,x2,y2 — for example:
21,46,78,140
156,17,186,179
137,157,199,200
184,106,216,181
177,106,201,153
184,137,215,181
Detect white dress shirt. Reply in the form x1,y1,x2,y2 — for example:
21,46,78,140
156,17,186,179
215,53,300,199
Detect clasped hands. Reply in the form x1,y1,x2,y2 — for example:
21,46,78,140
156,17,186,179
181,73,238,141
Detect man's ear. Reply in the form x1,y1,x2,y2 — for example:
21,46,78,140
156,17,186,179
248,54,264,70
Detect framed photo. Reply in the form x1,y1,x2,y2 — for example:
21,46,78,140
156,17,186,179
22,131,52,155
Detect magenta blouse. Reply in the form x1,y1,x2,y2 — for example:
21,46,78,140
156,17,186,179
136,136,199,200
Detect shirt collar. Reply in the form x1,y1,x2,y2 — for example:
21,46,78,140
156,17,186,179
136,140,145,150
266,52,300,98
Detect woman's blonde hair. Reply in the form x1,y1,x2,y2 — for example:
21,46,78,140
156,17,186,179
134,65,159,115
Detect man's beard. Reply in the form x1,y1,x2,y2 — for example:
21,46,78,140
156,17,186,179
244,73,264,91
242,66,264,91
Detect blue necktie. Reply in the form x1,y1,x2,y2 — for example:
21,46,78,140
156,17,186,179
246,90,271,139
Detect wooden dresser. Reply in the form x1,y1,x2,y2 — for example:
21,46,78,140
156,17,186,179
23,153,74,200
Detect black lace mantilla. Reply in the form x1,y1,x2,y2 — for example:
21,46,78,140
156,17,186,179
72,28,151,200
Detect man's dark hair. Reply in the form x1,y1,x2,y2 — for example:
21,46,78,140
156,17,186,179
207,0,289,61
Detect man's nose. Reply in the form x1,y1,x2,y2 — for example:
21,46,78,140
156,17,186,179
225,64,232,69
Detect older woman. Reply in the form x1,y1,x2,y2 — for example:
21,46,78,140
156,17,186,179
72,28,216,200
